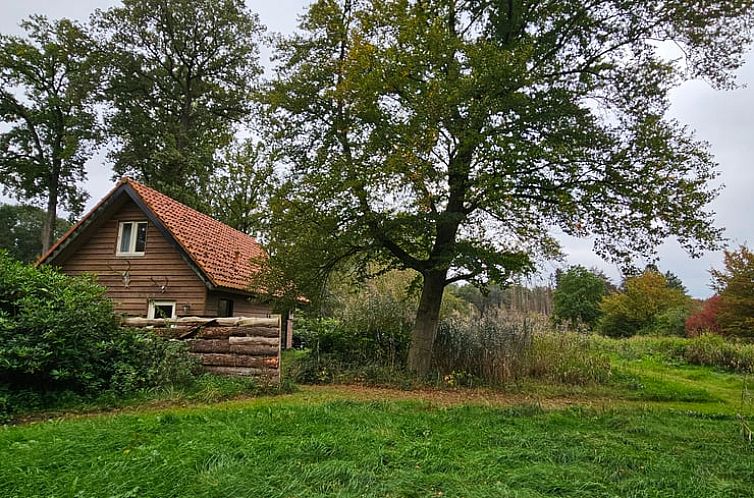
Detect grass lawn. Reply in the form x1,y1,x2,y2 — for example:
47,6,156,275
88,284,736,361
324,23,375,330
3,352,754,497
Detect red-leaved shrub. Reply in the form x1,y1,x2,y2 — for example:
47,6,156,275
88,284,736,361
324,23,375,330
685,295,722,337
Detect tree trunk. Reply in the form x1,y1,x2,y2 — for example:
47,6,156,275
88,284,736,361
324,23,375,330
407,269,448,376
41,169,60,255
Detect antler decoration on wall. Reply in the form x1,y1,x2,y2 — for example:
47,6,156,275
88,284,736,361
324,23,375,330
150,276,169,293
107,260,132,288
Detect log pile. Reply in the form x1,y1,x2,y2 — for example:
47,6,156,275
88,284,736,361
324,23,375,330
123,316,281,380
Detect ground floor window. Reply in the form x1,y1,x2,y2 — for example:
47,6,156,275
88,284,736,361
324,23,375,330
148,300,176,319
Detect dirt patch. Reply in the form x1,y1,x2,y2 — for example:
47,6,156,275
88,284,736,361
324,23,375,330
298,384,614,410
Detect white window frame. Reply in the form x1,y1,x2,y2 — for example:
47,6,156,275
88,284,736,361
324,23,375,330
116,221,148,256
148,300,177,320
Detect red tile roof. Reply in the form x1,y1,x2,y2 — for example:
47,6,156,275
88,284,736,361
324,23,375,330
40,178,266,293
126,179,265,292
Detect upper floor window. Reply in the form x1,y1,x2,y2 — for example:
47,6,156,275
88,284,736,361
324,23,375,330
117,221,147,256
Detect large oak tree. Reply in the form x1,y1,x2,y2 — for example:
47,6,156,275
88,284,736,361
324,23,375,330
261,0,753,374
92,0,264,210
0,17,100,253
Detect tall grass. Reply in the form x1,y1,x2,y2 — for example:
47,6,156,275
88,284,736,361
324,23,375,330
597,334,754,374
432,312,611,385
680,335,754,373
292,306,754,389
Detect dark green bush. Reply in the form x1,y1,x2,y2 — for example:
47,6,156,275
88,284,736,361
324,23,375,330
0,252,121,392
284,351,348,384
290,297,413,385
646,306,691,336
296,308,411,369
109,329,199,392
295,318,357,361
0,252,199,418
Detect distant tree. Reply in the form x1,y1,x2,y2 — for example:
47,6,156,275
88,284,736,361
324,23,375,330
92,0,264,210
261,0,750,374
553,266,607,328
0,16,100,252
711,246,754,337
592,268,619,294
598,270,691,337
450,284,507,316
685,295,722,337
207,140,276,235
0,204,71,263
620,265,686,293
664,271,687,293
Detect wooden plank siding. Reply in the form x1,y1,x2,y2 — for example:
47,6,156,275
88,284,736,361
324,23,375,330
204,290,272,317
59,200,207,317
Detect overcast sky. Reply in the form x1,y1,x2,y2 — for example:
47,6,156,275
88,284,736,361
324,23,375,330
1,1,752,297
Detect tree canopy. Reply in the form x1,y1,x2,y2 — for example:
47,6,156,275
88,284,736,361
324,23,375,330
598,270,691,337
0,16,100,252
260,0,754,373
206,140,276,235
92,0,264,210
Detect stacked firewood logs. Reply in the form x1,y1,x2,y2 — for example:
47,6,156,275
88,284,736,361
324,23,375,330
123,316,281,380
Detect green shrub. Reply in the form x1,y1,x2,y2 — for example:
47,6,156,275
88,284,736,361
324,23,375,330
284,349,344,384
0,252,121,392
109,329,199,393
596,311,643,338
647,305,692,336
0,252,200,419
296,298,412,370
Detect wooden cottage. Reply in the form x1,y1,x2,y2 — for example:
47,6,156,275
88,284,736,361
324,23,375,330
38,177,277,322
